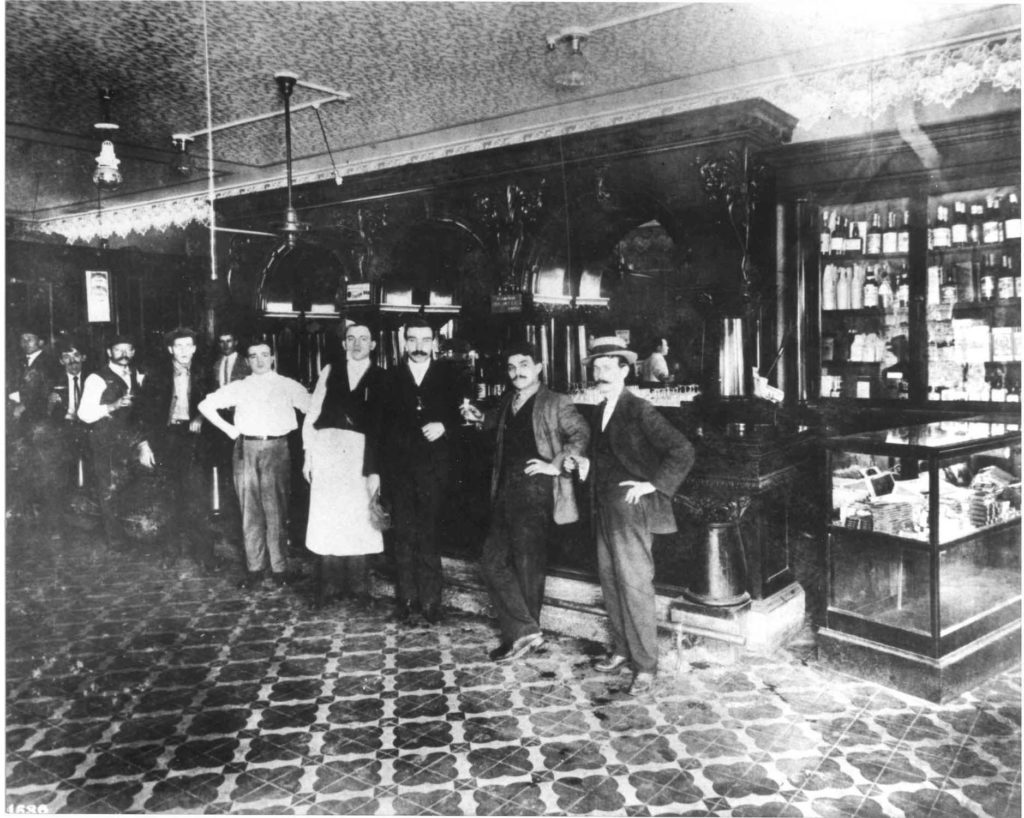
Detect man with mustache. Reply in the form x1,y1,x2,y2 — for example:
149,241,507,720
379,317,465,625
461,342,589,662
565,336,693,696
78,334,146,552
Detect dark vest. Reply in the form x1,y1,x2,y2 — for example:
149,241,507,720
593,422,633,491
499,394,541,483
93,365,140,440
314,363,374,434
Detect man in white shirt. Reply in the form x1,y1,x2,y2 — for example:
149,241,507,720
46,338,90,496
199,341,311,589
639,338,671,386
77,335,145,552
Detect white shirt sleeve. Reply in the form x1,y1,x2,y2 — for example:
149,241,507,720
302,366,330,451
77,373,111,424
201,381,241,411
290,379,312,414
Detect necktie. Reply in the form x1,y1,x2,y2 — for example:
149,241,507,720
511,391,523,414
599,399,610,431
73,376,81,411
221,357,229,386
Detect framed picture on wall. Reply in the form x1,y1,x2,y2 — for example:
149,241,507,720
85,270,111,323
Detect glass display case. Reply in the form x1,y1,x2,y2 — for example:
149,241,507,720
820,417,1021,701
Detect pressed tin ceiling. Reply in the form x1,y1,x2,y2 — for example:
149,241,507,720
4,1,1021,227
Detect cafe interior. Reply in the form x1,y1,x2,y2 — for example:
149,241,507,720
5,2,1022,815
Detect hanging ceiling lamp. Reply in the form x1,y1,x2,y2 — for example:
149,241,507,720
169,134,195,177
545,27,594,89
92,87,123,190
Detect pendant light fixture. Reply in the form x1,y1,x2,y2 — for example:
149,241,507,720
545,27,594,89
92,87,123,190
169,134,195,177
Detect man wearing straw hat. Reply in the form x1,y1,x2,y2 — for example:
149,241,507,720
566,335,694,696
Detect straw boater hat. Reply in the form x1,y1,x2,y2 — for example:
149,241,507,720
584,335,638,365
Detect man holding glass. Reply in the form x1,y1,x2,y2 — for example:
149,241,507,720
462,341,589,662
78,334,145,552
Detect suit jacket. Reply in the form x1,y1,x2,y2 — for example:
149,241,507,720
49,370,89,422
15,350,57,423
210,352,250,390
137,360,210,461
487,384,589,525
592,388,694,534
380,359,464,474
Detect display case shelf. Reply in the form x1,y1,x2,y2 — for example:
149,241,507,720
820,416,1021,701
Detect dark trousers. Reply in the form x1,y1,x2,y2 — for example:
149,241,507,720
480,472,552,642
234,437,290,574
313,555,370,605
88,430,133,549
389,459,448,609
595,486,659,674
158,425,214,565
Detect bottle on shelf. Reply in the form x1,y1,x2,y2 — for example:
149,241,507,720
882,210,900,255
820,210,833,256
896,265,910,308
998,255,1016,301
951,200,969,246
931,205,952,249
865,211,883,255
1011,255,1022,298
844,216,863,255
968,201,984,245
830,214,847,256
862,266,879,308
897,209,911,254
877,265,894,310
822,264,838,311
836,266,852,310
940,267,958,305
851,264,865,309
1004,192,1021,240
983,196,1003,244
979,254,997,302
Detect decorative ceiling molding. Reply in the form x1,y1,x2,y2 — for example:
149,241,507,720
34,29,1021,245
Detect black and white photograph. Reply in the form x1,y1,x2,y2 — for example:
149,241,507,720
4,2,1021,815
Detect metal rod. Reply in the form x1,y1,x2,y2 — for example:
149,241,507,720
296,79,352,99
177,95,346,141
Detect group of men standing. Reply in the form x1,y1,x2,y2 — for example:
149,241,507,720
9,319,693,695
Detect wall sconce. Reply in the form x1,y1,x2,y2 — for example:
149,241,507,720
92,87,122,190
545,27,594,89
169,134,195,177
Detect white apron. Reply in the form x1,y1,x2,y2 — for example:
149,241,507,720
305,428,384,556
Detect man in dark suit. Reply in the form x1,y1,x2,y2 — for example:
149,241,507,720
46,337,91,501
137,327,216,571
208,329,251,547
9,328,57,428
462,341,589,662
380,317,465,625
567,336,694,696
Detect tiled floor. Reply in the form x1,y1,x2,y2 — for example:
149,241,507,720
5,527,1021,816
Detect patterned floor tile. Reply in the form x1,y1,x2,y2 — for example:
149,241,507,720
4,529,1020,816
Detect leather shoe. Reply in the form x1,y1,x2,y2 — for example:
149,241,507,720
496,632,544,663
270,572,290,587
488,641,513,661
629,671,656,696
422,603,445,624
594,654,629,673
236,571,262,590
390,601,414,625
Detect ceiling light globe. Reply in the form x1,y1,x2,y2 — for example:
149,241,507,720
93,140,123,190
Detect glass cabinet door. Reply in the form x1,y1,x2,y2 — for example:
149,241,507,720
818,198,913,400
926,186,1021,404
